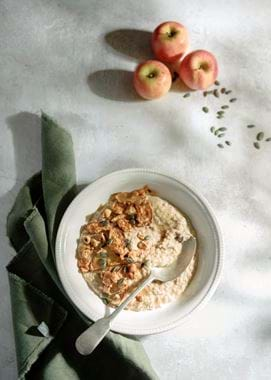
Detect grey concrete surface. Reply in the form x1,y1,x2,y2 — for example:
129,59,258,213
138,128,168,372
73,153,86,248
1,0,271,379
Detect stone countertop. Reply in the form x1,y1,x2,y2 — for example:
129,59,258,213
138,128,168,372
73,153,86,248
1,0,271,379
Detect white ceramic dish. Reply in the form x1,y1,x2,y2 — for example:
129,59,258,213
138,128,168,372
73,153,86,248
56,169,223,335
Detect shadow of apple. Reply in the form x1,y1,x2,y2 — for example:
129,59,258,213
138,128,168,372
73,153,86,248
105,29,153,61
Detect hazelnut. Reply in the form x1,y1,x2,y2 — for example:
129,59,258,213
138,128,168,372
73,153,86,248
137,241,147,250
104,208,112,218
129,263,137,273
90,239,99,247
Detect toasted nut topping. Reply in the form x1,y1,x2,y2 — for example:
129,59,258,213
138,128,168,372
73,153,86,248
137,233,145,240
104,208,112,218
81,249,91,259
90,239,100,247
129,263,137,273
82,235,91,244
137,241,147,250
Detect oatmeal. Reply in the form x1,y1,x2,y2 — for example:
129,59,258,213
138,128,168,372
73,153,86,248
76,186,197,311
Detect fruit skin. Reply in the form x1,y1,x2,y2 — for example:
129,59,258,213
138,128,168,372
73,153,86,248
179,50,218,90
151,21,189,63
133,60,172,100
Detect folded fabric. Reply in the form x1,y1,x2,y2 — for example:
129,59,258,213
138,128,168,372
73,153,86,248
6,113,159,380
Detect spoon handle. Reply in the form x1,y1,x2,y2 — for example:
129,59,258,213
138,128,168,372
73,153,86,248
75,273,154,355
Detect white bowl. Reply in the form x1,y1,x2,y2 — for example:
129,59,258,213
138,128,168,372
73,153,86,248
56,169,223,335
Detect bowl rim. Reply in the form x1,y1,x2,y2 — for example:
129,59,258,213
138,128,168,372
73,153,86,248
56,168,223,335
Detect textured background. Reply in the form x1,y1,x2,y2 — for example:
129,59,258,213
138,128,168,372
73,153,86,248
1,0,271,379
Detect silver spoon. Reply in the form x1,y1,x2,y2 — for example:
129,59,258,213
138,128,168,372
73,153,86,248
75,236,197,355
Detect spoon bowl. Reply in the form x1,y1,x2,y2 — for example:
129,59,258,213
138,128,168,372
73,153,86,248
75,237,197,356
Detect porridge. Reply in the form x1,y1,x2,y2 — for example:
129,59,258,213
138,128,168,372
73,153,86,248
76,186,197,311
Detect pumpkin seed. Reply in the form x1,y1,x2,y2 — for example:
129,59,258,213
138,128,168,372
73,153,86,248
265,137,271,141
225,141,231,146
213,89,220,98
202,106,209,113
125,257,134,264
254,142,260,149
217,111,224,115
214,129,220,136
217,115,223,119
100,252,108,259
144,235,150,240
183,93,190,98
214,80,220,85
112,265,122,272
221,105,229,109
101,297,110,305
218,133,225,138
217,143,224,148
210,126,215,133
221,88,226,93
117,278,125,286
257,132,264,141
99,219,109,226
229,98,237,102
203,91,208,97
98,258,107,269
247,124,255,128
225,90,232,94
217,127,227,132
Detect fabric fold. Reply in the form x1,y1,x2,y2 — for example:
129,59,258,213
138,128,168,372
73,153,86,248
6,113,159,380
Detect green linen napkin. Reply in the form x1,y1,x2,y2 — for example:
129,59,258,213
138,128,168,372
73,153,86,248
6,113,159,380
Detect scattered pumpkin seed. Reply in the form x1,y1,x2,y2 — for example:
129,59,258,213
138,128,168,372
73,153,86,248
217,111,224,115
229,98,237,102
254,142,260,149
257,132,264,141
144,235,150,240
217,127,227,132
247,124,255,128
221,105,229,109
203,91,208,97
214,129,220,136
202,106,209,113
213,89,220,98
214,80,220,85
265,137,271,141
217,143,224,148
218,133,225,138
221,88,226,93
100,252,108,259
183,93,190,98
210,126,215,133
225,90,232,94
225,141,231,146
217,115,223,119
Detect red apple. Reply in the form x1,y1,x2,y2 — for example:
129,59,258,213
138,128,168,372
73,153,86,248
151,21,189,63
133,60,172,100
179,50,218,90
